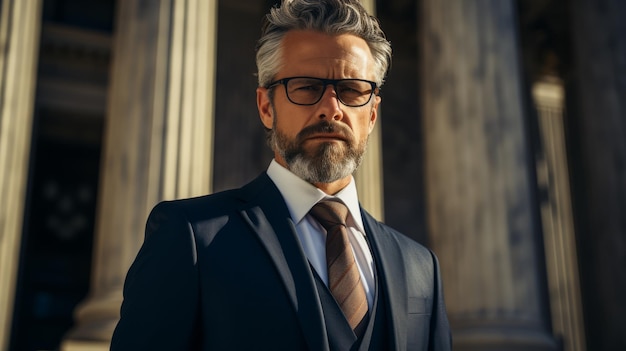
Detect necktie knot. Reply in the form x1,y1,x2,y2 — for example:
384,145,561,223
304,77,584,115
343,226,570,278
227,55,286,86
310,199,349,230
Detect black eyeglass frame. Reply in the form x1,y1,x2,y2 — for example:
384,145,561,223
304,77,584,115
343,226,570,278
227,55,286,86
266,76,379,107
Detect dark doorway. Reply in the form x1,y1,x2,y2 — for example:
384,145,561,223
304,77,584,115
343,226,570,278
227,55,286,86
10,133,101,351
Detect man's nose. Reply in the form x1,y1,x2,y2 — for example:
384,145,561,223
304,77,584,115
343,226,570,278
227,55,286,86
317,84,343,120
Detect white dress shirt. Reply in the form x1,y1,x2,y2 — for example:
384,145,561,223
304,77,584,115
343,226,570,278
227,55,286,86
266,159,376,308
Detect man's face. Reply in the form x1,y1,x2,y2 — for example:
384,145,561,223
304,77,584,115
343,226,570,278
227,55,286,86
257,30,381,187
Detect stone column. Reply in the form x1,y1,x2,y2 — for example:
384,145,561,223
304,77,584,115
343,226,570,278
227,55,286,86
532,77,586,351
354,0,385,221
569,1,626,349
0,1,42,350
60,0,217,349
420,1,557,350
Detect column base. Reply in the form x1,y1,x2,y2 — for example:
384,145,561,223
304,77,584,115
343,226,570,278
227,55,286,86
61,318,118,351
60,339,110,351
61,292,122,350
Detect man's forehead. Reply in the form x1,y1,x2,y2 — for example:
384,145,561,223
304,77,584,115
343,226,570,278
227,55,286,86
281,31,371,58
281,31,373,79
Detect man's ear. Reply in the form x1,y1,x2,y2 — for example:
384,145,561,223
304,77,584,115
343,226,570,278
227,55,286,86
368,95,381,133
257,87,274,129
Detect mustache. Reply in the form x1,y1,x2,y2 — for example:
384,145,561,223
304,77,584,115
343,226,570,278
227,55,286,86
296,121,353,142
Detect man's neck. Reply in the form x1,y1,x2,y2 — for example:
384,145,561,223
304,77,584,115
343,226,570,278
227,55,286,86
312,177,351,195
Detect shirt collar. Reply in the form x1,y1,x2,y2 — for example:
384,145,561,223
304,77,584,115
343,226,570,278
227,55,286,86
266,159,365,231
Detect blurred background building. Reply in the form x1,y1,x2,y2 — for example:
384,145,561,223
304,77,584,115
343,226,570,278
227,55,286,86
0,0,624,350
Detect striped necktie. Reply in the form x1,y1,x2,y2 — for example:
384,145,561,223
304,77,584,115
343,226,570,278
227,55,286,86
310,199,368,332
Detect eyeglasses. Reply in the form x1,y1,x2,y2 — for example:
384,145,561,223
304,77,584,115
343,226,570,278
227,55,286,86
266,77,378,107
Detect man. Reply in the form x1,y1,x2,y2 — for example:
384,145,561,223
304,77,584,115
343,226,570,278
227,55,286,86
111,0,451,350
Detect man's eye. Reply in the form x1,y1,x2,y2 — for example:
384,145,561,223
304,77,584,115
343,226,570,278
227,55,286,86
294,84,322,92
339,86,361,93
339,85,367,95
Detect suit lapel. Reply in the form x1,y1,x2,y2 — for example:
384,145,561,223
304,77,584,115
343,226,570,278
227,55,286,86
238,174,329,351
362,210,407,351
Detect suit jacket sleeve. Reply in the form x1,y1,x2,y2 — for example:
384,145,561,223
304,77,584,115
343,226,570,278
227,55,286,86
428,249,452,351
110,201,201,350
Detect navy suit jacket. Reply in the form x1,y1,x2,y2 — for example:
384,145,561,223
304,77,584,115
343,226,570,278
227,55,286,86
110,173,451,350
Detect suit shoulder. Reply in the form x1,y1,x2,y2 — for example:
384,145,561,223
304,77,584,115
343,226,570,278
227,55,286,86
150,173,274,221
150,187,243,223
362,211,435,261
362,210,423,247
379,222,432,253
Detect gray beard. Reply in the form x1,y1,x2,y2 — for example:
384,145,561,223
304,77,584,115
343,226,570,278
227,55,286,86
269,120,368,184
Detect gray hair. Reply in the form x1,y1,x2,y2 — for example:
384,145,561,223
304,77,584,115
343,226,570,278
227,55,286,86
255,0,392,88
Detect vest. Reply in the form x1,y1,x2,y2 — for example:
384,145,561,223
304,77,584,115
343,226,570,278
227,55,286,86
312,269,389,351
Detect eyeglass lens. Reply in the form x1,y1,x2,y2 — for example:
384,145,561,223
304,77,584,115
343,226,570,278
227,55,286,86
285,78,374,106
